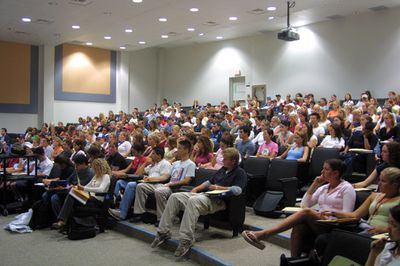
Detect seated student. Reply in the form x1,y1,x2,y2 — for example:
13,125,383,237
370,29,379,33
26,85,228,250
113,143,146,184
191,135,213,166
52,158,111,229
105,140,129,171
378,113,400,143
13,147,54,201
235,125,256,159
365,204,400,266
70,139,86,162
117,131,132,158
201,133,235,170
164,136,177,163
354,142,400,188
241,159,355,256
42,155,75,187
49,155,93,217
256,128,278,159
277,131,310,163
319,124,345,150
324,167,400,236
341,121,379,173
143,133,160,157
132,139,195,223
151,148,247,257
108,147,171,221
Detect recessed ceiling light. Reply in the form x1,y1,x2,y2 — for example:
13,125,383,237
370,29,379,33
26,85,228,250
86,42,93,46
199,33,204,36
216,36,223,40
267,6,277,11
21,17,31,23
104,36,111,40
125,28,133,33
158,17,167,22
72,25,80,29
138,41,146,45
229,16,238,21
190,7,199,12
120,46,126,50
268,16,274,20
161,34,169,39
187,28,195,32
132,0,143,3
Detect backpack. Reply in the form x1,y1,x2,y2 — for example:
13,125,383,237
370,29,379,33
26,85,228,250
67,216,97,240
29,199,55,230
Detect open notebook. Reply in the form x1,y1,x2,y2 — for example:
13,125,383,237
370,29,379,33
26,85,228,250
69,187,90,205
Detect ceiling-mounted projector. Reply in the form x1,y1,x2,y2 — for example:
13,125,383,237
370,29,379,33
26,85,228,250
278,27,299,41
278,1,300,41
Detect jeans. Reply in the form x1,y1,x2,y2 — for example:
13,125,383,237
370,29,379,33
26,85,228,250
119,182,137,219
114,179,129,197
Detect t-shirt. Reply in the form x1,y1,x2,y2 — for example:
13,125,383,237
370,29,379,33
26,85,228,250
131,156,147,174
118,141,132,157
107,152,129,170
195,153,213,166
348,131,378,150
312,126,325,137
236,140,256,158
145,159,171,177
38,157,54,176
169,159,196,183
257,141,278,156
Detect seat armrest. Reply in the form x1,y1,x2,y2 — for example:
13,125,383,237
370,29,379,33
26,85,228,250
247,173,267,180
178,185,195,192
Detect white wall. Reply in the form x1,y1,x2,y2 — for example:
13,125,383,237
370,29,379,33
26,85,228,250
128,47,160,111
160,7,400,106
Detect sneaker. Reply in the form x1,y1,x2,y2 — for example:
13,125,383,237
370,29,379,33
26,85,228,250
108,208,122,221
151,232,170,248
174,240,193,257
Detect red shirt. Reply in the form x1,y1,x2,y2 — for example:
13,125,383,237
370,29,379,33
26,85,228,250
131,156,147,174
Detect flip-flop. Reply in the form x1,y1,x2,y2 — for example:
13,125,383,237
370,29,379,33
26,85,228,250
241,230,266,250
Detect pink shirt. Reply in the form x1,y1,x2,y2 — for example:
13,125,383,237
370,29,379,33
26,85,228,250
257,141,278,156
301,180,356,212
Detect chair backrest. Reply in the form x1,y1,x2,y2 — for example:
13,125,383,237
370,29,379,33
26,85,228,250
321,229,372,266
243,157,270,179
266,159,297,191
193,168,218,187
309,147,340,179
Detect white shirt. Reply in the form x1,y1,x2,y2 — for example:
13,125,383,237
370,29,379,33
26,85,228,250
374,242,400,266
118,141,132,157
312,126,325,137
38,157,53,176
145,159,172,177
319,135,345,149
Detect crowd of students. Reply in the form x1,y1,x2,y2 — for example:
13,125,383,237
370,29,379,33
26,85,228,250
0,89,400,263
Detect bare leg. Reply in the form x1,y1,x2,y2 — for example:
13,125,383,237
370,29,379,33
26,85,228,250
252,208,321,240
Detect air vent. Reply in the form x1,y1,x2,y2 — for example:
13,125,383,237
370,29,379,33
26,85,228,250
248,8,266,15
327,15,345,20
202,21,219,26
71,40,85,44
34,18,54,24
369,5,389,12
68,0,93,6
167,31,180,36
15,31,29,35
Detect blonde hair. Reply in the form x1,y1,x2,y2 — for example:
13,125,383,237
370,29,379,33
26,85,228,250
91,158,111,177
222,147,240,166
382,167,400,187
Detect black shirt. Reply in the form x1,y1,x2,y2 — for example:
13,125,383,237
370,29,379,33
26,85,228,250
107,152,129,170
208,166,247,192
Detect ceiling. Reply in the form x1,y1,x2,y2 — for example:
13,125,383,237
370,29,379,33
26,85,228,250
1,0,399,51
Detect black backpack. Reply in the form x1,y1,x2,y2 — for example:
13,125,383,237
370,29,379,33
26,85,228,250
67,216,97,240
29,199,55,230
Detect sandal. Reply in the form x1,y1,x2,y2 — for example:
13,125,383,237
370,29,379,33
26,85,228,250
241,230,266,250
